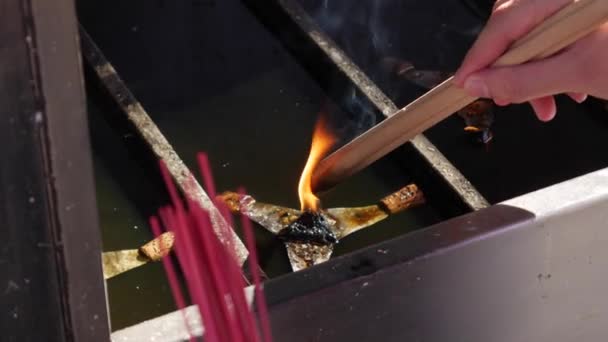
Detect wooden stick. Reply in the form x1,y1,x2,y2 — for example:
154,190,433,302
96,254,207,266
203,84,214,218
312,0,608,192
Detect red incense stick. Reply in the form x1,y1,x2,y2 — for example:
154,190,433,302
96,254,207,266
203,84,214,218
239,188,273,342
150,157,272,342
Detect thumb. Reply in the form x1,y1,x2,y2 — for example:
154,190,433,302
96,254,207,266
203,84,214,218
462,53,576,104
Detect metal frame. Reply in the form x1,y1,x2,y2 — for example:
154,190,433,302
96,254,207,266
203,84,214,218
0,0,110,340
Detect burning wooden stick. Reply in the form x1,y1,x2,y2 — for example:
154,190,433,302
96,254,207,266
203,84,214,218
102,231,175,279
218,184,424,271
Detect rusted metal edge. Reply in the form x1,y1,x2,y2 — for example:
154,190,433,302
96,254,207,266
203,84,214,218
276,0,489,211
78,26,249,265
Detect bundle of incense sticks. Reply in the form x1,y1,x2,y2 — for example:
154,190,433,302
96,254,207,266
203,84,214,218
149,153,272,342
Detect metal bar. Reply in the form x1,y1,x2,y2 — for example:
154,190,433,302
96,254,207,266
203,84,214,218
250,0,489,212
0,0,110,340
78,26,250,266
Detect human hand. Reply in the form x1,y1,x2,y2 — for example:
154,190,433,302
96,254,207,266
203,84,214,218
454,0,608,121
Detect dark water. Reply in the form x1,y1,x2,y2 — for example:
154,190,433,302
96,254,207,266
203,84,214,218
80,0,443,331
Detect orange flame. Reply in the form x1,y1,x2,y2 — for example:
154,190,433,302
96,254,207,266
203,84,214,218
298,116,336,212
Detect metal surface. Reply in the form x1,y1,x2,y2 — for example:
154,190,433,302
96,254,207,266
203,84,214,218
257,0,489,212
0,0,110,340
264,168,608,342
78,27,250,265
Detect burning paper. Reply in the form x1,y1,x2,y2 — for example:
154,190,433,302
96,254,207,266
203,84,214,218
220,113,425,271
218,184,424,271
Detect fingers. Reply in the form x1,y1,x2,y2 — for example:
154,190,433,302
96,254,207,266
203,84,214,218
567,92,588,104
491,96,556,121
462,50,577,104
529,96,557,122
454,0,573,85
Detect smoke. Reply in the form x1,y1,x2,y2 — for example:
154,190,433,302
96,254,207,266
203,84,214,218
309,0,484,144
331,87,377,146
312,1,393,71
311,1,395,143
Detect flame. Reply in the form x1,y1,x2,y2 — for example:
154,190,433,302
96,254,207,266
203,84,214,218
298,116,336,212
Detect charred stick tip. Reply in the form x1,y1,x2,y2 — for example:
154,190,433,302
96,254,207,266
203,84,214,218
139,231,175,261
216,191,245,213
379,184,425,214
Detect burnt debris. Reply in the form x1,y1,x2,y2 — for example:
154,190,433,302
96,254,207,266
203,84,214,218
277,211,338,245
459,99,495,145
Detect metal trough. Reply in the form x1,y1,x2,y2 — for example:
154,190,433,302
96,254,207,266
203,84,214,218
112,169,608,341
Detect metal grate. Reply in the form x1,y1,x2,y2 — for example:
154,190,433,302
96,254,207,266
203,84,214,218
79,0,489,280
76,0,491,336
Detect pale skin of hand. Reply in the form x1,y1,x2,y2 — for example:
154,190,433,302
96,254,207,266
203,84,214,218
453,0,608,121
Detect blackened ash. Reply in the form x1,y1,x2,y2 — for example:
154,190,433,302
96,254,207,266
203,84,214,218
277,211,338,246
